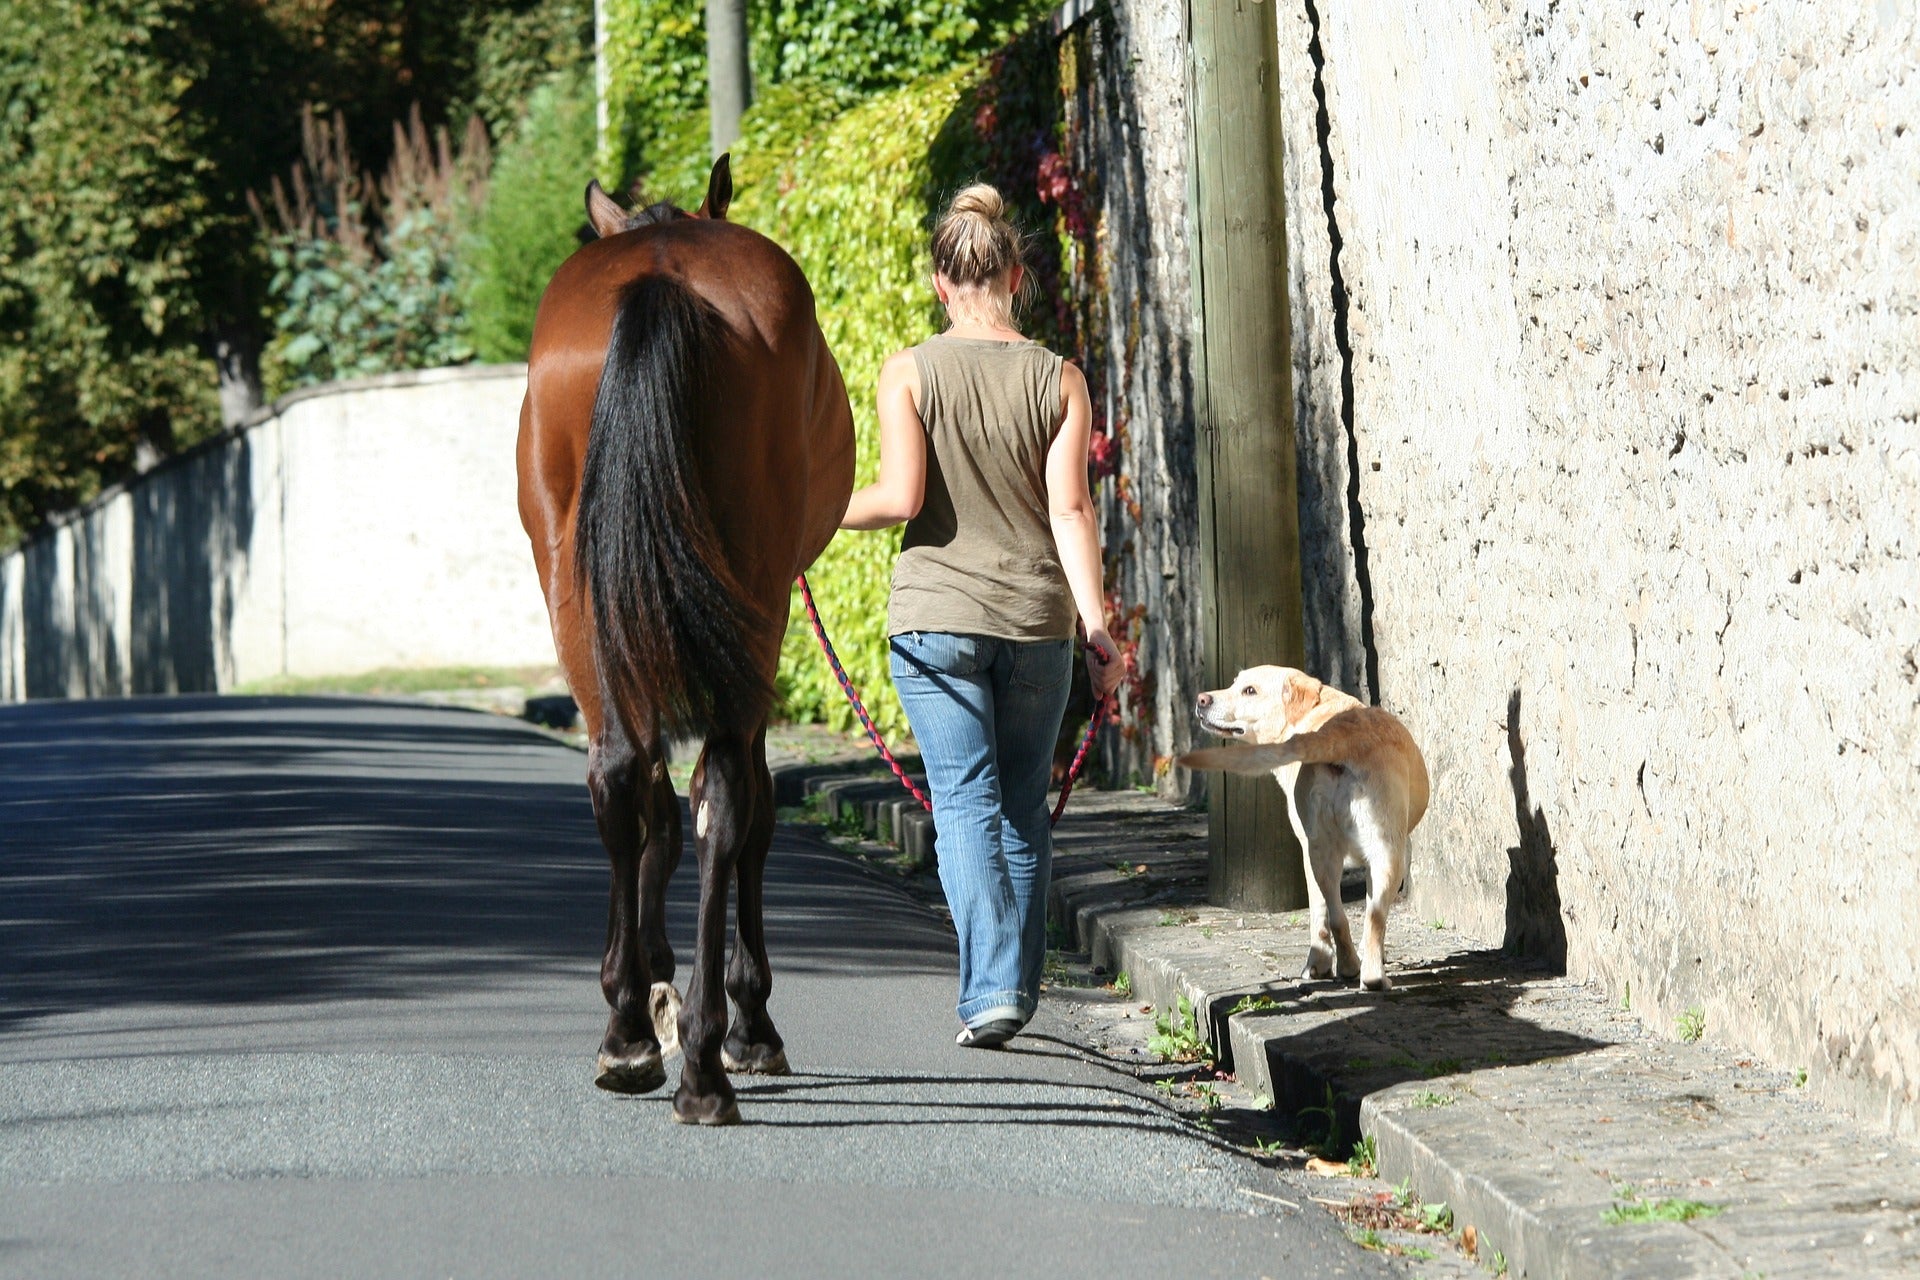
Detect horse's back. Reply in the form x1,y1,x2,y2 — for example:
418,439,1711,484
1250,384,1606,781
522,218,854,610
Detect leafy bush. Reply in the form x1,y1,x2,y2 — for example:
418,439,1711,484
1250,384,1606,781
467,70,598,362
256,107,490,393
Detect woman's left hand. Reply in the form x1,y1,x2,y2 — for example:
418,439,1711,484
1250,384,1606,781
1084,629,1125,700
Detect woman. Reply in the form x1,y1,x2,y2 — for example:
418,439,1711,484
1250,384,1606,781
840,184,1125,1049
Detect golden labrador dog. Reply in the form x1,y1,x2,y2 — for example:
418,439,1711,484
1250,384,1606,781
1181,667,1428,991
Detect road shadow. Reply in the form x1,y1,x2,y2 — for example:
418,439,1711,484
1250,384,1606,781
0,696,951,1030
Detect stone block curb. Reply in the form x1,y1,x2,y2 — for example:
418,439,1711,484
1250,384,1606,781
1041,791,1920,1280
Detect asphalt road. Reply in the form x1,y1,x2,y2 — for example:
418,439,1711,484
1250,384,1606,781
0,697,1392,1279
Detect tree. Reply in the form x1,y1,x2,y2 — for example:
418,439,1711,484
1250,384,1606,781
0,0,253,542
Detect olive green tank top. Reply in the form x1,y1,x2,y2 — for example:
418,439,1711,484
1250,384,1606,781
886,334,1075,641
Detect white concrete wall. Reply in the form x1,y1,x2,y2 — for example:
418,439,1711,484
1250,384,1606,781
0,364,552,699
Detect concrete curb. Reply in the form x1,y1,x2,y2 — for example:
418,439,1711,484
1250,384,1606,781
1038,794,1920,1280
763,768,1920,1278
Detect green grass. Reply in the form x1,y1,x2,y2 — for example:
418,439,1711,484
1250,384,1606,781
235,665,561,697
1229,993,1280,1016
1602,1190,1724,1225
1346,1133,1377,1177
1110,971,1132,998
1676,1007,1706,1043
1411,1090,1456,1109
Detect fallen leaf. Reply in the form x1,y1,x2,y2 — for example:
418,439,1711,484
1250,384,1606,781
1304,1157,1351,1177
1134,863,1148,874
1461,1224,1478,1256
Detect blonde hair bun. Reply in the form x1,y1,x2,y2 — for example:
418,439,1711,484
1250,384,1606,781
947,183,1006,222
931,182,1026,292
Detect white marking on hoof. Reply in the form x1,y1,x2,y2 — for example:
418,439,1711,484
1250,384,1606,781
650,982,683,1056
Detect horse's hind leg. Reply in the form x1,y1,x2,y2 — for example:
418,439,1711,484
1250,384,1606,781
672,729,754,1125
723,726,787,1075
637,764,684,1054
589,722,667,1093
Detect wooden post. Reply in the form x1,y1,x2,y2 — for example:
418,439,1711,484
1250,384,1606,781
1186,0,1309,911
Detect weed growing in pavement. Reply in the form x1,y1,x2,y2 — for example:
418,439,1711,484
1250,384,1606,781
1393,1176,1416,1210
1793,1067,1809,1087
1110,970,1133,997
1346,1134,1377,1177
1411,1090,1455,1109
1620,980,1632,1012
1192,1082,1223,1113
1148,995,1213,1064
1299,1084,1344,1155
1229,993,1280,1015
1152,1077,1180,1097
1111,860,1145,879
1676,1007,1706,1043
1156,909,1197,927
1199,926,1215,939
1418,1201,1455,1234
1490,1249,1509,1275
1427,917,1448,930
1247,1135,1287,1157
1602,1191,1723,1225
1348,1227,1385,1251
1401,1244,1436,1260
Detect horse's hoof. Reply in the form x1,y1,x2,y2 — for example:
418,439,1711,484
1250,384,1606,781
594,1049,667,1094
650,982,683,1056
670,1091,742,1126
721,1044,790,1075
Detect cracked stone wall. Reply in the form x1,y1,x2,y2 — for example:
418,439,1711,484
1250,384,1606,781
1269,1,1920,1137
1063,1,1207,793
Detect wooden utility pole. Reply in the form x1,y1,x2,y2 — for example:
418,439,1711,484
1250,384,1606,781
706,0,752,156
1186,0,1309,911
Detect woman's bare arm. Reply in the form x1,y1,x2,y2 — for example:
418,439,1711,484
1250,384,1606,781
840,351,927,531
1046,361,1124,698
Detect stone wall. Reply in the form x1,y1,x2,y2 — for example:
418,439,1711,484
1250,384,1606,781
1059,0,1207,791
1271,2,1920,1136
0,366,553,700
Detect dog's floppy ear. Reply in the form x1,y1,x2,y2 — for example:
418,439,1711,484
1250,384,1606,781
1280,671,1324,726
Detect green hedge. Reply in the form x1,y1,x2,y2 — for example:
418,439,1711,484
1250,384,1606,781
468,70,598,362
724,71,978,740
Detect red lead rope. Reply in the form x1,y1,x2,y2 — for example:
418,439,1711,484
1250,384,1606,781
796,573,1106,827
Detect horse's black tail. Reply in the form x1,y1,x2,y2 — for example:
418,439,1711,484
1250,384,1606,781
574,275,771,745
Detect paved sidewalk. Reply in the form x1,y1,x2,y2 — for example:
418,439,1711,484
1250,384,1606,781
781,758,1920,1279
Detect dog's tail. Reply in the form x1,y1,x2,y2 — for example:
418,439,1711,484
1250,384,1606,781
1180,714,1382,775
1182,729,1351,771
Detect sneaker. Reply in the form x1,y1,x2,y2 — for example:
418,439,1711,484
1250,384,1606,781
954,1017,1023,1049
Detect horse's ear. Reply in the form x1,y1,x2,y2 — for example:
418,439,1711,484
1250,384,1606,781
584,180,629,239
698,154,732,220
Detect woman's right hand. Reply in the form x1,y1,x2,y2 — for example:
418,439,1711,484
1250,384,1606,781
1084,629,1125,700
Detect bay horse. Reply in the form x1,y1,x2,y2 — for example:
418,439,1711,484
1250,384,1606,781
516,156,855,1124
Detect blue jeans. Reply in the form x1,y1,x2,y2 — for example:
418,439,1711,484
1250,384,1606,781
890,631,1073,1028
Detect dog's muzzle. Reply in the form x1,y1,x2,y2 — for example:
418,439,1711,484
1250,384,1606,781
1193,696,1244,737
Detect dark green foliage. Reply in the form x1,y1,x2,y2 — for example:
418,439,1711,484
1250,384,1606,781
761,0,1048,95
264,208,478,390
256,107,489,393
467,71,597,363
0,0,245,543
457,0,595,138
